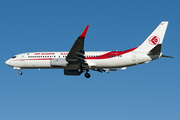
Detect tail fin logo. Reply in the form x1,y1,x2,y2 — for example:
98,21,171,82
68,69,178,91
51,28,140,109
148,36,160,45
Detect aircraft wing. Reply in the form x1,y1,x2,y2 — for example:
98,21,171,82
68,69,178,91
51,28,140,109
66,25,89,68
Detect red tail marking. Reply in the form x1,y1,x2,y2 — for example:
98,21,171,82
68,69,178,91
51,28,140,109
149,36,160,45
79,25,89,38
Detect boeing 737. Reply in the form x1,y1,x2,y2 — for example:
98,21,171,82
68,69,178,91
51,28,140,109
5,21,173,78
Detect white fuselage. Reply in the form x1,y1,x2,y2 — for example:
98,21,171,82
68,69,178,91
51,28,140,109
5,49,159,70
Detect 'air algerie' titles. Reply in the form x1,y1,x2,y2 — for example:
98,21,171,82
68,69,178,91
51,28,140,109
34,53,69,55
61,53,68,55
34,53,55,55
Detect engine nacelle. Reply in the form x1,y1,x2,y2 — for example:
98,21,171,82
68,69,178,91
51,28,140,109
64,69,83,76
50,58,67,67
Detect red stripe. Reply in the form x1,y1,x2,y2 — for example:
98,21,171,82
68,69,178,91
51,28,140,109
85,47,137,59
12,47,137,61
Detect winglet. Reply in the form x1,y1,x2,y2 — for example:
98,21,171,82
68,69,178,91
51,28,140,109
79,25,89,38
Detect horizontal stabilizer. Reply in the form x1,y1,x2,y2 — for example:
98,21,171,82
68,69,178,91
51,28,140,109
161,55,174,58
93,68,118,73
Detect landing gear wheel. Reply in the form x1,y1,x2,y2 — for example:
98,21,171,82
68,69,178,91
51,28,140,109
19,71,22,75
85,72,90,78
78,68,83,73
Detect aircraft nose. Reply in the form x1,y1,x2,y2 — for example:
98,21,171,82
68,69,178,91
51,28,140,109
5,59,10,66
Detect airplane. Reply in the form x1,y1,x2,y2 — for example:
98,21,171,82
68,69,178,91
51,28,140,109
5,21,173,78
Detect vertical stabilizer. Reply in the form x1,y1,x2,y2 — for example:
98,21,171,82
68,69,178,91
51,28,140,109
134,21,168,53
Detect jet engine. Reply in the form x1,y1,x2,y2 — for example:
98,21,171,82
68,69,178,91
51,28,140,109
50,58,67,67
64,69,83,76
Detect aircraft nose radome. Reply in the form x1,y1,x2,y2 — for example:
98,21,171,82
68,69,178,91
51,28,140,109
5,60,10,66
5,60,8,65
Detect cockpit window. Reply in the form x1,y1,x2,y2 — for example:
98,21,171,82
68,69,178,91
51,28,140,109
12,56,16,58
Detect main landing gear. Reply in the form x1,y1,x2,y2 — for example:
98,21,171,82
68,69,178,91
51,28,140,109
85,72,90,78
77,68,83,73
77,67,91,78
77,63,91,78
84,70,90,78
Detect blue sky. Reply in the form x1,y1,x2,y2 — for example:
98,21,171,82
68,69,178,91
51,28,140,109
1,0,180,120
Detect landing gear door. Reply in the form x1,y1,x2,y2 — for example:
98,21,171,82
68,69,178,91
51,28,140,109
132,52,136,61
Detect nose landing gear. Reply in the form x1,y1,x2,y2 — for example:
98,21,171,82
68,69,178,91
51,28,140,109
13,67,22,75
18,69,22,75
19,71,22,75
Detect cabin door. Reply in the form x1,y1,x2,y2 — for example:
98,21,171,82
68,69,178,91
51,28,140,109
132,52,136,61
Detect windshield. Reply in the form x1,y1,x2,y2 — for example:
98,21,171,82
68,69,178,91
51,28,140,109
12,56,16,59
